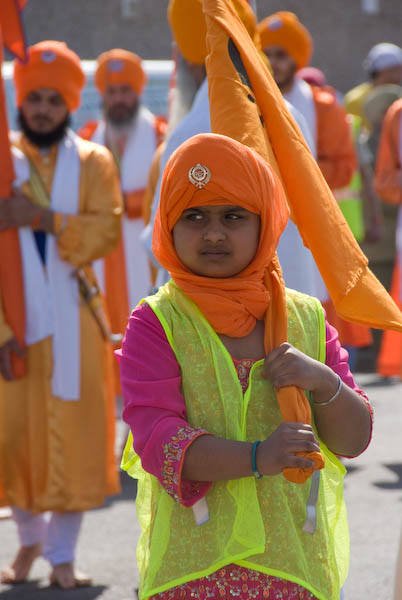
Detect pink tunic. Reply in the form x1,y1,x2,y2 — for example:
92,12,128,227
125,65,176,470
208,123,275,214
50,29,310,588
118,303,372,599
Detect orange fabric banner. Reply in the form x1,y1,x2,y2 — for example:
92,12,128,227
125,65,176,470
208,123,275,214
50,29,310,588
202,0,324,484
0,2,27,377
203,0,402,483
0,0,27,62
203,0,402,333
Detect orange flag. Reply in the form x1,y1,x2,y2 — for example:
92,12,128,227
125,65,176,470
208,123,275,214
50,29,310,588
203,0,402,333
0,0,27,378
203,0,402,484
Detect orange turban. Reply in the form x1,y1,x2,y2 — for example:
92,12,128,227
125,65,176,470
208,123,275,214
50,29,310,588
95,49,147,96
13,41,85,111
153,133,289,338
258,12,313,69
168,0,258,65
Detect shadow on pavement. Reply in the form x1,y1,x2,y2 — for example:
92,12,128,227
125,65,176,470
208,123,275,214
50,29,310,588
374,463,402,490
357,375,401,388
0,581,106,599
344,464,361,476
92,470,137,512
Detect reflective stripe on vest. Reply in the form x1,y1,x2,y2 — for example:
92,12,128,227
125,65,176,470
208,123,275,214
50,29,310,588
123,281,348,600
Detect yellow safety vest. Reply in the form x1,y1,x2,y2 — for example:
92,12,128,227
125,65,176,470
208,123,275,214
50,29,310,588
123,281,349,600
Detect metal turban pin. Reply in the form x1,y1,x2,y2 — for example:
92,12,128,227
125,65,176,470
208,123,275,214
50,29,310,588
188,163,211,188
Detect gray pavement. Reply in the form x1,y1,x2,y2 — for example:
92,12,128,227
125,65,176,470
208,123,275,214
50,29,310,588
0,374,401,599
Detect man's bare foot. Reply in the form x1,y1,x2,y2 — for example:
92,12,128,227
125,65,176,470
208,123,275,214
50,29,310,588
0,542,42,583
49,562,92,589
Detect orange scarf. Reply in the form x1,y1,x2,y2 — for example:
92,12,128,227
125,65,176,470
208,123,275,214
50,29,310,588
153,133,324,482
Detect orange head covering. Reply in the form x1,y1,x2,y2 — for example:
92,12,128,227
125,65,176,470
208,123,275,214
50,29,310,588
153,133,289,338
168,0,258,65
258,12,313,69
13,41,85,111
95,49,147,96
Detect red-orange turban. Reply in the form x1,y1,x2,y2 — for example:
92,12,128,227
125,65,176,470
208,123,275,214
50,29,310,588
95,49,147,96
168,0,258,65
13,41,85,111
258,12,313,69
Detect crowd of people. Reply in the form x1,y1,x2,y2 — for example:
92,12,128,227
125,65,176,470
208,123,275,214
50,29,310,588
0,0,402,598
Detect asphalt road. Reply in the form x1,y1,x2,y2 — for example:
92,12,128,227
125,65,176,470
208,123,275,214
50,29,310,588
0,373,401,599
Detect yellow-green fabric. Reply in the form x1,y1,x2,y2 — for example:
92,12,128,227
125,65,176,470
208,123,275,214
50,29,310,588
122,281,349,600
334,115,365,242
344,81,372,124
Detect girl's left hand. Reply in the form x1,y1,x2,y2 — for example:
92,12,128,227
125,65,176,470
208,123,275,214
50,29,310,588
262,342,338,396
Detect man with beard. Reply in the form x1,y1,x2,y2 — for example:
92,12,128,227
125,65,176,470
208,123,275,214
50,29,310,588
258,12,356,192
80,50,165,362
0,41,122,588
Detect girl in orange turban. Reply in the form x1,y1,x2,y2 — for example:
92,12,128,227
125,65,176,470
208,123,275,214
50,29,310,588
119,133,372,600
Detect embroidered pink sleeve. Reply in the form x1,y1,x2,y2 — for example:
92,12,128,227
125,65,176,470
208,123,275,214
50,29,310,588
118,303,212,507
325,317,373,457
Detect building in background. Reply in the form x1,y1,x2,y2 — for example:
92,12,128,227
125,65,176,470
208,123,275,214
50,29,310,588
5,0,402,94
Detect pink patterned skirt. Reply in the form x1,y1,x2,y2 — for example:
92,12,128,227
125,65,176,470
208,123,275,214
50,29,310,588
151,564,318,599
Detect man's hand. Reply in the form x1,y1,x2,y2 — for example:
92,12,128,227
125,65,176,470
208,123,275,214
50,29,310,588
0,338,25,381
0,190,37,231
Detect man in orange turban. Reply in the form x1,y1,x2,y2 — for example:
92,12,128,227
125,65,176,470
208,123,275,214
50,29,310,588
79,50,165,394
0,40,121,588
258,12,356,192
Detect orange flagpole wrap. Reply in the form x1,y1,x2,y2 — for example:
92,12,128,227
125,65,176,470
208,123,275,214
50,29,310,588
203,0,402,334
0,0,27,378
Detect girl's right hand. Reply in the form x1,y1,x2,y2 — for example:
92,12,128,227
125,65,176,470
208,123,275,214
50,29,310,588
256,422,320,476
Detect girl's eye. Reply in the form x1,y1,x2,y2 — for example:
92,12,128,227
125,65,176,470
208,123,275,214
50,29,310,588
225,213,243,220
184,212,203,221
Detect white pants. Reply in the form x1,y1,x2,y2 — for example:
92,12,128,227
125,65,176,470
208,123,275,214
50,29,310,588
12,507,83,566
